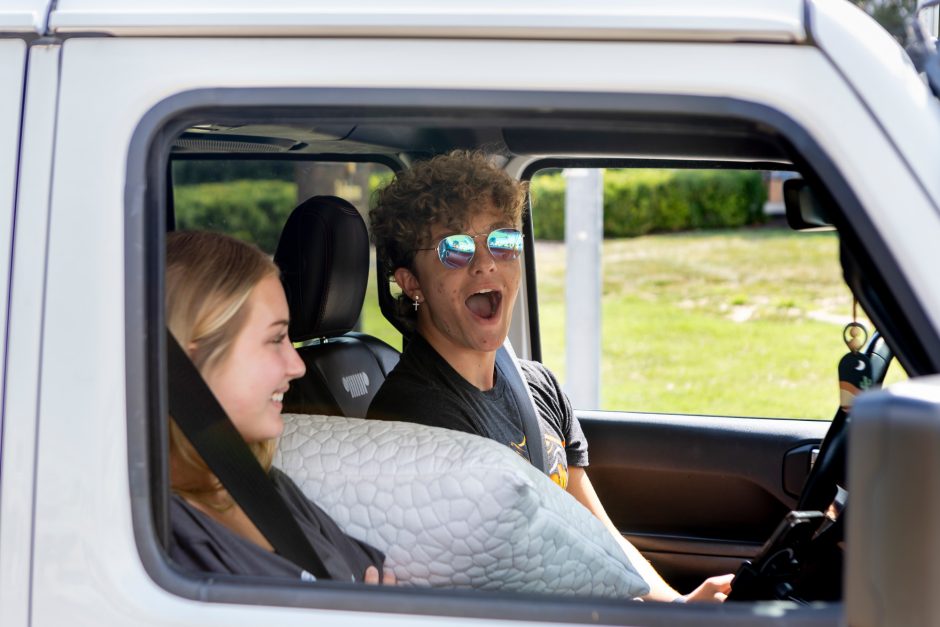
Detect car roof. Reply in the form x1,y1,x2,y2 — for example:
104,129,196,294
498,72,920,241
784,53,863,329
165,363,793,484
0,0,50,34
41,0,805,42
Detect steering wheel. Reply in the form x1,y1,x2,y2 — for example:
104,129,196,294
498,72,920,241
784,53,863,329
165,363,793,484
729,332,892,602
798,332,891,511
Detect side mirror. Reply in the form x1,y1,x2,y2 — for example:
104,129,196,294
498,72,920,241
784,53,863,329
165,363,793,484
783,178,831,230
848,376,940,625
906,0,940,97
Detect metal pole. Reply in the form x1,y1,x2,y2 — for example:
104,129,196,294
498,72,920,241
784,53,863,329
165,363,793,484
564,169,602,409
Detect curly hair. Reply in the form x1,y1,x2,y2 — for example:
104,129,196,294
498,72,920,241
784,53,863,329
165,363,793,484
370,150,526,276
370,150,527,317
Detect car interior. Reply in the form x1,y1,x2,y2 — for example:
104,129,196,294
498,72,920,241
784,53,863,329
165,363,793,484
272,193,399,417
142,96,935,621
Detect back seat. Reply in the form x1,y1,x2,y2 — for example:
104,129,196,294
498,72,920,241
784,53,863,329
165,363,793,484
274,195,399,417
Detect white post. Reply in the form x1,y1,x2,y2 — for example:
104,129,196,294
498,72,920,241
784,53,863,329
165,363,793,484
564,169,603,409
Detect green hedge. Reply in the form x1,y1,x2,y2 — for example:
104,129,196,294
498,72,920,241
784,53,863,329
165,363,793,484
174,180,297,253
530,169,767,240
175,170,767,251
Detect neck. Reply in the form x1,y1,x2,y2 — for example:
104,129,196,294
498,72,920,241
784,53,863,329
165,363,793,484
170,451,225,501
418,328,498,391
170,452,275,551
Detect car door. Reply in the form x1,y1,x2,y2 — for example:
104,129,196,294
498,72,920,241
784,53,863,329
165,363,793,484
580,411,827,591
523,162,894,593
35,7,940,625
0,35,35,627
0,39,26,407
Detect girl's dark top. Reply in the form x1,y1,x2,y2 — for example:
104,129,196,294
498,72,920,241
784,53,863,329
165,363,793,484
169,467,384,583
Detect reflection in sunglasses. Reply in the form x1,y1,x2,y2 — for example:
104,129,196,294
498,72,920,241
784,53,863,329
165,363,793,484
427,229,523,269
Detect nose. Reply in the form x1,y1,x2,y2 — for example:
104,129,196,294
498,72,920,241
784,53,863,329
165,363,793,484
285,341,306,380
469,239,497,274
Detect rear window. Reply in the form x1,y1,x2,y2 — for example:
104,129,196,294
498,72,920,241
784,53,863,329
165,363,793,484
171,158,399,350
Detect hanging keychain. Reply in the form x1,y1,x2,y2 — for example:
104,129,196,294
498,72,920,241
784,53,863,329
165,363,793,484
838,300,873,412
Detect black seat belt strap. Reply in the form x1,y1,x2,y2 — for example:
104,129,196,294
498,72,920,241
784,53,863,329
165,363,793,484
496,343,546,474
165,329,332,580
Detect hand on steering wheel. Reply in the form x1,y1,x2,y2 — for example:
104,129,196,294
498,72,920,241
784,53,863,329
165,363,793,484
678,574,734,603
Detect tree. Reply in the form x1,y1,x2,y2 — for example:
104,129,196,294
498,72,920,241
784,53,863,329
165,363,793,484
850,0,919,44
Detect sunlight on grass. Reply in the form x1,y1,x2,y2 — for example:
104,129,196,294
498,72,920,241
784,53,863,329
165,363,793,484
536,227,904,420
362,227,907,421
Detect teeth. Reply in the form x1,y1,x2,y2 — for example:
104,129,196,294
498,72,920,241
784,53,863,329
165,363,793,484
272,392,284,403
476,289,493,294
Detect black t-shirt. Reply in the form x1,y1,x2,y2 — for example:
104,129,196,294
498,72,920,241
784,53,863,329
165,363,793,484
366,334,588,488
169,468,384,583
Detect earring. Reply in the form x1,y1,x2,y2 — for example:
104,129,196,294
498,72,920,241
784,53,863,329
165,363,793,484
412,295,421,312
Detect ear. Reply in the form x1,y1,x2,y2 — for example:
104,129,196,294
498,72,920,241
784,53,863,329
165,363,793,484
393,267,421,301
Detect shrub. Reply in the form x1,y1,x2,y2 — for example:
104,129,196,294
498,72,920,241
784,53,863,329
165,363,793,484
529,169,767,240
369,170,395,196
172,160,295,185
174,180,297,253
528,170,567,240
173,169,769,250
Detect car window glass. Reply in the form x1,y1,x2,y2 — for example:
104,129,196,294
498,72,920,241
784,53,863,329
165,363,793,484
529,167,906,419
171,159,400,350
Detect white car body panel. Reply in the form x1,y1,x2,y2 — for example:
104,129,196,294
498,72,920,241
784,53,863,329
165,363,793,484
0,1,934,625
0,0,50,33
25,31,940,625
0,38,24,391
48,0,805,41
0,42,58,627
811,0,940,207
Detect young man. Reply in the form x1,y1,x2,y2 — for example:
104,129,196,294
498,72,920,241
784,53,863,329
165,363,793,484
367,150,731,602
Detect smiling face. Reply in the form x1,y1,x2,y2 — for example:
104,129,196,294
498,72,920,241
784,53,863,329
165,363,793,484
397,202,521,366
202,274,306,443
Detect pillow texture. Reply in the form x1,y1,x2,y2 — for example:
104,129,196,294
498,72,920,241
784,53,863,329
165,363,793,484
275,414,649,598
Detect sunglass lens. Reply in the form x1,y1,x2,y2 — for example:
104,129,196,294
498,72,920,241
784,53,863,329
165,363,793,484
487,229,523,261
439,234,475,269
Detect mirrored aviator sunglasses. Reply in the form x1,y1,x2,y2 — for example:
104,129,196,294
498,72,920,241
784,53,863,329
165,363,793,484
433,228,524,269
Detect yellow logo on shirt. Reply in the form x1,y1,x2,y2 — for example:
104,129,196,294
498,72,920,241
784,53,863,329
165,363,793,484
507,433,569,489
544,434,568,489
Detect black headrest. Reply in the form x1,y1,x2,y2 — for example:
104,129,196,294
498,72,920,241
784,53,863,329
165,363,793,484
274,195,369,342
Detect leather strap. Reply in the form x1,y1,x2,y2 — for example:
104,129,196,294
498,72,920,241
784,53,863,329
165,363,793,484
165,329,332,580
495,342,546,474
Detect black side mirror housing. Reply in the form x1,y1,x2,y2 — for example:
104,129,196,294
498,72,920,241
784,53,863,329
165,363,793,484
784,178,832,230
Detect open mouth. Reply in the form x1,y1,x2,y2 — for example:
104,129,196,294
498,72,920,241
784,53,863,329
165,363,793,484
465,288,502,320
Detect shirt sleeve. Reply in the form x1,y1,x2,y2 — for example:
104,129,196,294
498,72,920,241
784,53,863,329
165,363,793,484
521,360,590,468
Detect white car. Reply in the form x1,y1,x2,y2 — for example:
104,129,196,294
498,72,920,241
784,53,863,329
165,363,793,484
1,0,939,625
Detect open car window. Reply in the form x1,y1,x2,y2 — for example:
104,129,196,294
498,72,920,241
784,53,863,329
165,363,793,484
171,158,400,351
528,167,907,419
125,88,937,625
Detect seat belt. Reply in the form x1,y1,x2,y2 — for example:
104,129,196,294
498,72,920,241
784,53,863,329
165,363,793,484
495,342,546,474
165,329,332,580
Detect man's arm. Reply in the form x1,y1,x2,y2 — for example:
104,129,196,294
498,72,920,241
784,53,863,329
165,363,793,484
565,466,678,600
566,466,732,602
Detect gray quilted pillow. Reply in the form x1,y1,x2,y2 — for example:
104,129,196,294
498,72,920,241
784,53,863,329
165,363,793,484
275,414,649,598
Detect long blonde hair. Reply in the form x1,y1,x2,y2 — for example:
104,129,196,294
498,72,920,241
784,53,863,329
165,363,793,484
166,230,280,508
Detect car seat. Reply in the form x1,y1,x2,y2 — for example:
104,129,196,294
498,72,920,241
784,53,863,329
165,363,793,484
274,195,399,417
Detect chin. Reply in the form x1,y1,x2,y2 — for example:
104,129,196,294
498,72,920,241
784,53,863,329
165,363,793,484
474,332,508,352
257,414,285,441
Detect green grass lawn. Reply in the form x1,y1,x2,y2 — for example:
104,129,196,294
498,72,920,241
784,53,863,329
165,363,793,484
362,227,906,420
